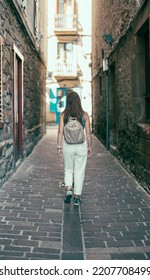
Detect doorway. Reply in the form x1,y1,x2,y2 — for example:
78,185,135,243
13,45,24,164
109,62,118,146
56,88,67,124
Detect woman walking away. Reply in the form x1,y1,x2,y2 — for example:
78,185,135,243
57,91,92,206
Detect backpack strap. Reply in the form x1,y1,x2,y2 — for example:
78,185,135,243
81,114,85,128
64,114,85,127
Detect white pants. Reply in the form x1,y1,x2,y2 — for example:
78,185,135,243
63,140,88,195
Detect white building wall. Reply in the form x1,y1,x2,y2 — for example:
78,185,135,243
46,0,92,122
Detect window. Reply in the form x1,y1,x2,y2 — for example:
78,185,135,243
57,42,73,62
55,0,77,29
17,0,40,40
57,0,74,15
58,0,65,14
34,0,39,38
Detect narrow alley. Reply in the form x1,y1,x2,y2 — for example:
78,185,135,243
0,126,150,260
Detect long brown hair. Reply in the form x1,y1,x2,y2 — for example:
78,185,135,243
63,91,84,124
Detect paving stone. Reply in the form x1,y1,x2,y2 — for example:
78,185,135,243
86,253,111,260
25,252,60,259
62,252,84,260
12,239,39,247
85,240,106,248
111,253,147,260
0,250,24,257
40,241,61,249
3,245,31,252
31,236,61,242
33,247,60,254
0,126,149,260
0,239,12,246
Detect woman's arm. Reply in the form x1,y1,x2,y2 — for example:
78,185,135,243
57,113,64,158
84,112,92,157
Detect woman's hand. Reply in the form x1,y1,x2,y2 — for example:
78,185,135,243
57,148,63,158
88,147,92,157
57,113,64,158
84,112,92,155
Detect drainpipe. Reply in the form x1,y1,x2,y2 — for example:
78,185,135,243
106,66,109,150
102,35,113,150
103,57,109,150
91,82,94,134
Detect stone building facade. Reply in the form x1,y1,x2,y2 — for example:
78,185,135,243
0,0,47,186
92,0,150,191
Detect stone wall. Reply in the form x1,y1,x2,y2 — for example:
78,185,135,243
0,1,46,186
92,0,144,76
92,0,150,191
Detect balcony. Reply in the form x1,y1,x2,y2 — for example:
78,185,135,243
53,61,77,79
54,14,78,35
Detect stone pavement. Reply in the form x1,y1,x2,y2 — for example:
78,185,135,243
0,125,150,260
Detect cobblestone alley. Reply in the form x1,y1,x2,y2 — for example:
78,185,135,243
0,126,150,260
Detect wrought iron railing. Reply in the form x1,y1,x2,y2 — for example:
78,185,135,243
54,61,77,76
55,14,77,31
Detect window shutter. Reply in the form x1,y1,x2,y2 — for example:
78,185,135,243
34,0,39,38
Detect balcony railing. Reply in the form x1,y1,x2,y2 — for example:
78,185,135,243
54,61,77,78
54,14,78,33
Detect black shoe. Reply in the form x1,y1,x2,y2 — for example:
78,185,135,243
64,190,72,203
73,197,81,206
